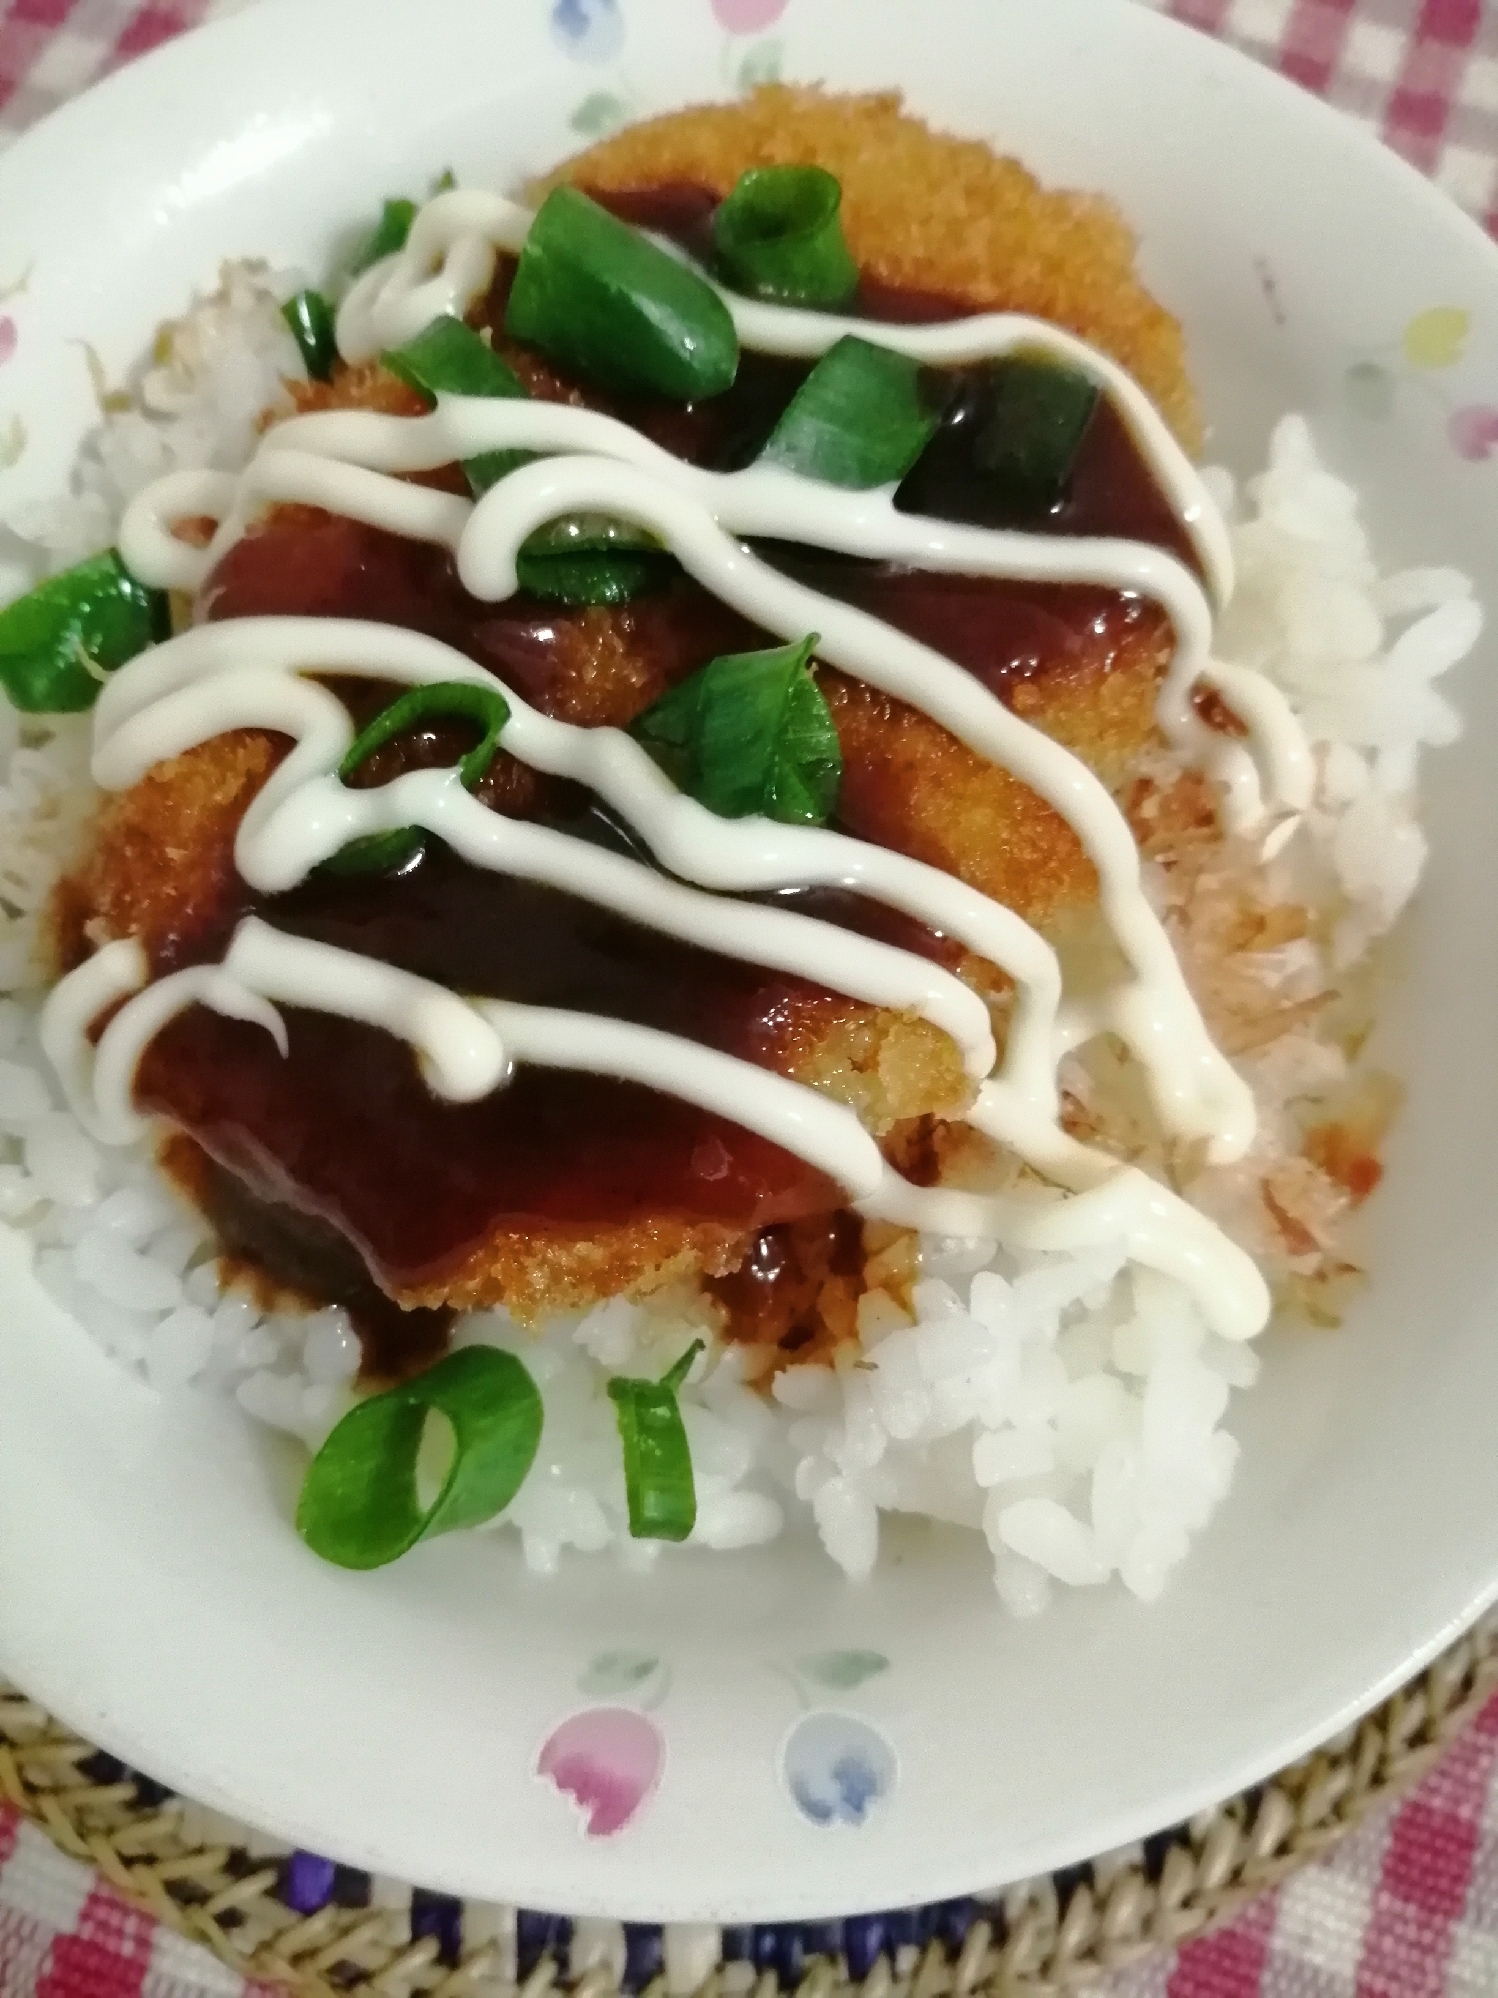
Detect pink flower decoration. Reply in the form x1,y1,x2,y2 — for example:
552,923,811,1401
0,319,16,369
536,1707,664,1837
1448,404,1498,462
712,0,787,32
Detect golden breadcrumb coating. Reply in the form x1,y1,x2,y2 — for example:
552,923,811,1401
57,91,1202,1330
547,84,1199,449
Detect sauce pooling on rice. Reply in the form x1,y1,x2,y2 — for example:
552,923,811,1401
44,176,1315,1365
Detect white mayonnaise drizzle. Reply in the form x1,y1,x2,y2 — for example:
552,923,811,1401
120,443,1270,1152
44,179,1319,1345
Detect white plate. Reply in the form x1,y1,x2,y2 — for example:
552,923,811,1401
2,0,1498,1924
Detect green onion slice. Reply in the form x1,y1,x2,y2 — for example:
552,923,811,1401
381,316,531,496
894,356,1102,524
505,186,738,402
317,828,428,879
339,678,509,790
630,632,841,827
971,356,1101,512
712,165,859,309
382,316,526,404
607,1341,705,1542
297,1347,544,1570
515,512,673,606
325,679,510,876
281,290,338,382
351,196,419,276
0,550,169,715
758,335,947,490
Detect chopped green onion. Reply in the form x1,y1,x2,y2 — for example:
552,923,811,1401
381,316,531,495
351,196,418,276
630,632,841,827
297,1347,543,1570
0,550,168,714
607,1340,704,1541
515,512,674,606
318,827,427,879
339,678,509,789
433,167,457,194
382,316,526,404
325,679,510,876
894,357,1102,524
281,290,338,382
505,186,738,402
712,165,859,308
758,335,947,489
970,356,1100,512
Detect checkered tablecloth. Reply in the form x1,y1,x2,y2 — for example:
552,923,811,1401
4,1,1498,1994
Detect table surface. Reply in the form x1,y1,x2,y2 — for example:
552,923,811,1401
3,1,1498,1994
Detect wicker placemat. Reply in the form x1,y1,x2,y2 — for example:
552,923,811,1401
4,1607,1498,1998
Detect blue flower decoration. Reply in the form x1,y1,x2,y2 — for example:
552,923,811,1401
783,1712,897,1828
550,0,626,64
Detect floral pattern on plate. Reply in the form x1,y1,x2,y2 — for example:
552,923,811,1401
535,1651,669,1838
0,261,30,472
1343,305,1498,460
776,1649,898,1828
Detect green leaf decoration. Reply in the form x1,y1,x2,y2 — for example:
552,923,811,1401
570,91,632,139
579,1650,662,1697
798,1649,891,1692
1345,361,1396,421
737,38,784,90
630,632,842,828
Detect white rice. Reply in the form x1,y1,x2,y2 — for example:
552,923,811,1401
0,270,1477,1610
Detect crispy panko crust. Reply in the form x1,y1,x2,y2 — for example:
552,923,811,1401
547,84,1199,449
58,92,1197,1325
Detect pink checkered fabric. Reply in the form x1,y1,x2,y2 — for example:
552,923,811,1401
2,1,1498,1994
1162,0,1498,230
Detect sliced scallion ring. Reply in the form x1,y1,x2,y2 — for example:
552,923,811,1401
607,1341,705,1542
515,511,675,606
712,165,859,308
281,290,338,382
339,679,510,790
323,679,510,876
757,335,948,490
381,316,533,496
351,196,418,276
0,550,169,714
505,186,738,401
296,1347,544,1570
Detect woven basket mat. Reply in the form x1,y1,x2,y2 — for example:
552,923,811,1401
4,1610,1498,1998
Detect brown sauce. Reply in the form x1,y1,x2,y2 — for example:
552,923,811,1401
136,1006,840,1297
134,189,1205,1368
756,549,1161,706
706,1209,867,1360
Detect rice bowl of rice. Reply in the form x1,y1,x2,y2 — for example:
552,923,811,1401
1,0,1498,1923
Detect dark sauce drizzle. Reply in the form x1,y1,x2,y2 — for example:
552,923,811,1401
134,185,1197,1374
